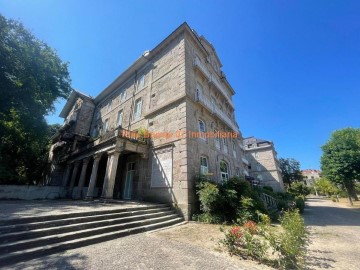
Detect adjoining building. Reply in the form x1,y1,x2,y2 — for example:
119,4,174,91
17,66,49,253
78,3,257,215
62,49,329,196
243,137,284,192
48,22,282,220
301,169,322,186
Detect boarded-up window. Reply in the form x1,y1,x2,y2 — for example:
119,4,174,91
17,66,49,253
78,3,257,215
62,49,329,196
151,147,173,187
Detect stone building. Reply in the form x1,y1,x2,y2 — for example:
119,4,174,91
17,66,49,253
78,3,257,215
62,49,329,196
243,137,284,192
302,169,322,186
49,22,251,220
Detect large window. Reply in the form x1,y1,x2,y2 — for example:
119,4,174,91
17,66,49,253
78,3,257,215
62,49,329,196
220,160,229,181
138,75,145,88
117,110,123,127
223,137,228,153
214,129,220,149
232,141,237,158
198,119,207,142
120,89,126,103
107,100,112,113
104,119,109,133
133,98,142,120
200,156,208,175
196,83,203,101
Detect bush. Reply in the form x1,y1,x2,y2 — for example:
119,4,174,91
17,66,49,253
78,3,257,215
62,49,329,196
263,186,274,192
295,196,305,213
196,180,220,214
287,182,310,197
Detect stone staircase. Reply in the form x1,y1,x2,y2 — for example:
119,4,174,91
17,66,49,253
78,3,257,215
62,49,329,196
0,203,183,267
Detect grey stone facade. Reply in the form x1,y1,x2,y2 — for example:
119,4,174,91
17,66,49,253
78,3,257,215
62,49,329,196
243,137,284,192
48,23,266,219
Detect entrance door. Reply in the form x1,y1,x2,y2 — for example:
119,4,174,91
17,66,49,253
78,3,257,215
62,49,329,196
123,162,135,199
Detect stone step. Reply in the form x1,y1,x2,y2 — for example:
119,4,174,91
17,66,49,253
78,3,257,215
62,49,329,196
0,203,168,226
0,207,170,234
0,209,174,243
0,213,179,253
0,216,184,267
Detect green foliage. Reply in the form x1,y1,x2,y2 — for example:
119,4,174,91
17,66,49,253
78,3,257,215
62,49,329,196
321,128,360,202
295,196,305,213
194,177,268,223
279,158,303,185
263,186,274,192
0,15,72,184
287,182,310,197
313,178,340,196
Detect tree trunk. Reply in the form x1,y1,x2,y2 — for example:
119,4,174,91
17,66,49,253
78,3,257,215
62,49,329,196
347,181,359,201
344,182,354,206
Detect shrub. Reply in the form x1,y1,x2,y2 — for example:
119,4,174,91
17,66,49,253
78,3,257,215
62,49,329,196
196,180,220,214
263,186,274,192
287,182,310,197
192,213,223,224
295,196,305,213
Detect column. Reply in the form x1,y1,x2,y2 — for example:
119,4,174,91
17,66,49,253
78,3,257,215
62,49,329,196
67,161,81,198
74,158,90,199
62,163,72,187
101,151,121,200
85,155,101,200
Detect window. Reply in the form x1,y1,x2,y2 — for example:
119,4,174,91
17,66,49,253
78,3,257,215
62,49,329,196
198,119,207,142
254,152,259,159
104,119,109,133
117,110,123,127
200,156,208,175
235,167,240,177
214,129,220,149
232,141,237,158
107,100,112,112
133,98,142,120
211,97,217,111
91,126,98,138
256,163,261,172
196,83,203,101
220,160,229,181
223,137,228,153
120,90,126,102
138,75,145,88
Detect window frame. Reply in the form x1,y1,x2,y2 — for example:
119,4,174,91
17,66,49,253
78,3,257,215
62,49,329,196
200,156,209,175
220,160,229,181
198,119,207,142
117,110,123,127
133,98,143,121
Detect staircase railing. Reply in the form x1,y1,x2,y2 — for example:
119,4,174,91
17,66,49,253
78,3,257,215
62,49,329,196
260,193,278,210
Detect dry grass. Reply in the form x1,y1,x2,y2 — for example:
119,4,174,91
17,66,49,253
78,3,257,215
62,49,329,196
332,197,360,208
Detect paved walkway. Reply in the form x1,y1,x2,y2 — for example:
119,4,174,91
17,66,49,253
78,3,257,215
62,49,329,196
304,197,360,270
0,200,158,220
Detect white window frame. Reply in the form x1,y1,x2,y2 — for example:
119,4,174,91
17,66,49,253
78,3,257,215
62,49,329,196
133,98,142,121
138,75,145,88
198,119,207,142
200,156,209,175
214,129,220,149
223,137,228,153
232,141,237,158
117,110,123,127
120,89,126,103
220,160,229,181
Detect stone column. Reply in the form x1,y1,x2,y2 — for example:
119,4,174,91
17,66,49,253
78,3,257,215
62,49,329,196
85,155,101,200
68,161,81,198
62,163,72,187
101,150,121,200
74,158,90,199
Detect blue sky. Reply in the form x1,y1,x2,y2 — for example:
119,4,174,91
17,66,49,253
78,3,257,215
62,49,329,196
1,0,359,170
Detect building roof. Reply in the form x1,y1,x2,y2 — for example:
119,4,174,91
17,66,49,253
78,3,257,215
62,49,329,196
59,90,94,118
243,136,271,145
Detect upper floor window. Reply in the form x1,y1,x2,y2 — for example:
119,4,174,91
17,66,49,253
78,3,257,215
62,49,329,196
196,83,203,101
198,119,207,142
220,160,229,181
214,129,220,149
117,110,123,127
200,156,209,175
107,100,112,112
235,167,240,177
223,137,228,153
138,75,145,88
232,141,237,158
104,119,109,133
133,98,142,120
256,163,261,172
120,89,126,103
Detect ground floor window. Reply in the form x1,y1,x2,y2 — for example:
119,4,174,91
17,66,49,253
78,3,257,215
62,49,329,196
200,156,208,175
220,160,229,181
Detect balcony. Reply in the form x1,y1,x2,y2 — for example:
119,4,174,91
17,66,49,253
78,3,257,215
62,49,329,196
193,58,234,108
196,93,238,132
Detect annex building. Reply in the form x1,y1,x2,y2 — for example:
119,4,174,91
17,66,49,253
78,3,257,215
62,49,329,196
48,23,283,219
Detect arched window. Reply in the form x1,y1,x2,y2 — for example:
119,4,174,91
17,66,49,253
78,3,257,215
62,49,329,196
220,160,229,181
198,119,207,142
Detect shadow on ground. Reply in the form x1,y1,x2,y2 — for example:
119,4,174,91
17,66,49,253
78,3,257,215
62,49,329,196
305,249,336,270
5,252,87,270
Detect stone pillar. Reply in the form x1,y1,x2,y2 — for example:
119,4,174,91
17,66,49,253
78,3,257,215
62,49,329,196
62,163,72,187
101,151,121,200
85,155,101,200
68,161,81,198
74,158,90,199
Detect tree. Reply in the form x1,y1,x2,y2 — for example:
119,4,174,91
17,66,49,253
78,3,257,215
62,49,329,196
287,182,311,197
279,158,303,186
0,14,72,184
321,128,360,205
313,178,340,197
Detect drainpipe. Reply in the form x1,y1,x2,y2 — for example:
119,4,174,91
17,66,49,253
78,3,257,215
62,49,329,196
127,70,138,130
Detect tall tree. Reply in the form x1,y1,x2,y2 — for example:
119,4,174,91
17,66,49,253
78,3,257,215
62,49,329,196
279,158,303,186
321,128,360,204
0,14,72,184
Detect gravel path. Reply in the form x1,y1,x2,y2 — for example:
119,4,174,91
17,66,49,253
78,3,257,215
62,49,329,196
5,226,268,270
304,197,360,270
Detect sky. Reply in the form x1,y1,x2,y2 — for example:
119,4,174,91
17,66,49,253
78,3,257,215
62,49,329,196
1,0,359,170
